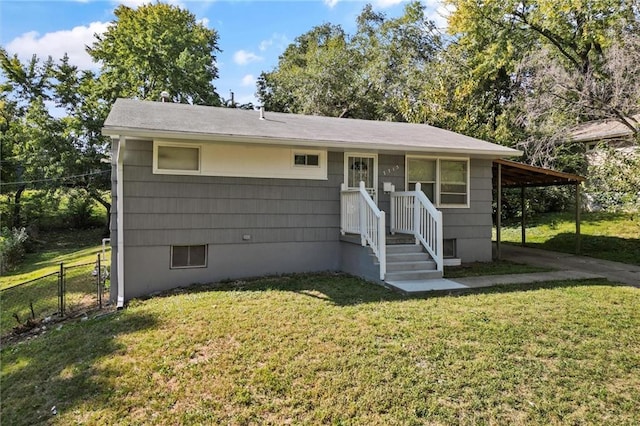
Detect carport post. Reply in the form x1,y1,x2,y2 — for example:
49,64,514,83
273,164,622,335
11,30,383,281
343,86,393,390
576,183,581,254
521,186,526,246
496,163,502,260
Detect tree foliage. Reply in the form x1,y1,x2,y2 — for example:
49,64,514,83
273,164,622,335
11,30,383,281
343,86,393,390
257,1,440,120
88,3,221,105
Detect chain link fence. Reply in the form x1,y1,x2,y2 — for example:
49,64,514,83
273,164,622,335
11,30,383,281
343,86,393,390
0,251,110,337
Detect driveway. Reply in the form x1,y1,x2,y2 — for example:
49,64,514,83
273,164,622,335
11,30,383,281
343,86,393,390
497,244,640,287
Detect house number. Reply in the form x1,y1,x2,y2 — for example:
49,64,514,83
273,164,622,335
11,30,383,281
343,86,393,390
382,165,400,176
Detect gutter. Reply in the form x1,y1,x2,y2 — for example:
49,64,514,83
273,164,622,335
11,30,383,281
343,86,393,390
115,136,126,309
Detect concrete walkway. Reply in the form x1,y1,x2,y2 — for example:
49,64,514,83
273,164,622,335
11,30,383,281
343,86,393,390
496,244,640,288
386,244,638,294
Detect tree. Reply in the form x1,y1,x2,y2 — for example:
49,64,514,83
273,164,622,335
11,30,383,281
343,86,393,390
88,3,222,105
257,1,440,120
443,0,639,166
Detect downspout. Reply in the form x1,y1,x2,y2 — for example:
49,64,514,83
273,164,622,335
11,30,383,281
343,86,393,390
116,136,126,308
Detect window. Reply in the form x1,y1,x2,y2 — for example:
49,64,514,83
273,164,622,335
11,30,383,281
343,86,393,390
171,245,207,268
154,142,200,173
443,239,457,258
440,160,468,206
406,157,470,207
407,158,436,201
293,153,320,167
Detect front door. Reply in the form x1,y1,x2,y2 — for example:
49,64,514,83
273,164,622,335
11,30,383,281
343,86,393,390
345,153,378,202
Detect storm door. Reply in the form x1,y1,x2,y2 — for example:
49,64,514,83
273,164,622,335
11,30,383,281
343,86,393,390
345,153,378,203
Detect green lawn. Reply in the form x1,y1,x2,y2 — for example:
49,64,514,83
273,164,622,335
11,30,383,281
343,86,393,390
2,274,639,425
498,211,640,266
0,229,110,336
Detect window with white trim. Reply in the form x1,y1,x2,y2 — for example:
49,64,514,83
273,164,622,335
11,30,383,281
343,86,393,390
154,142,201,174
440,160,468,206
171,245,207,269
293,153,320,167
407,158,436,201
406,157,470,207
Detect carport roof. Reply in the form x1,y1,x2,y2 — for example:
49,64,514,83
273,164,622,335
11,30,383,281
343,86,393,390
493,159,585,188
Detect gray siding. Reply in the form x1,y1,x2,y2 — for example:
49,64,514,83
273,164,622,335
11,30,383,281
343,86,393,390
115,139,345,299
440,158,493,262
111,141,495,301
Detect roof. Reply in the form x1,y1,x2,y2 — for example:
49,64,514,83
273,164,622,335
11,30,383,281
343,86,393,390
493,159,585,188
571,114,639,142
103,99,521,158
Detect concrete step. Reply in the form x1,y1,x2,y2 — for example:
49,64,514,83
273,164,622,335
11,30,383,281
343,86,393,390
385,244,424,254
386,260,436,272
385,270,443,281
386,252,431,263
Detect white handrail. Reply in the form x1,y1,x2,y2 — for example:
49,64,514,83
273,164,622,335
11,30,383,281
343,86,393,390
340,182,386,280
390,182,443,272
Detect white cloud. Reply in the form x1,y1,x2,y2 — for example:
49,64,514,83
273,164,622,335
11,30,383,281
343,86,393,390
6,21,109,70
233,50,263,66
259,33,289,52
324,0,340,8
374,0,404,8
113,0,185,8
241,74,255,87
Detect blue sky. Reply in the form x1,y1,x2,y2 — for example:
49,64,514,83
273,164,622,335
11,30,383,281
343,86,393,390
1,0,448,106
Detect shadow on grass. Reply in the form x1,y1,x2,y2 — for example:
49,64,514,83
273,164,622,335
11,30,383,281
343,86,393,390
139,272,621,308
521,233,640,266
0,310,158,426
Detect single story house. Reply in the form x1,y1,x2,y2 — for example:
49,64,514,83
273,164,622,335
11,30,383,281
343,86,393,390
103,99,521,306
571,114,639,164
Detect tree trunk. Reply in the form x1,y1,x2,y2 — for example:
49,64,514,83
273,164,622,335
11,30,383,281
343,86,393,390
12,185,25,228
88,189,112,235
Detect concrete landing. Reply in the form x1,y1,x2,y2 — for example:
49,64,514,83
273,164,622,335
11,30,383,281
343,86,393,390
385,278,469,293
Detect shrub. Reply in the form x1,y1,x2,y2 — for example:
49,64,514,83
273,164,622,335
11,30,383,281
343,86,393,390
0,227,29,274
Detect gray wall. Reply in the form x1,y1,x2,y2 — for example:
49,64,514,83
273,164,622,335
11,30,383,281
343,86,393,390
441,158,493,262
114,139,346,300
110,142,494,301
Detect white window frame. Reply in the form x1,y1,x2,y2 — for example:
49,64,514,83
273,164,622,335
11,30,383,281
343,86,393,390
405,156,470,208
153,140,202,175
170,244,208,269
291,150,322,168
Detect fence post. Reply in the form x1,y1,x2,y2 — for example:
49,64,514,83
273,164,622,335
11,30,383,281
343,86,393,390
58,262,65,317
96,253,102,309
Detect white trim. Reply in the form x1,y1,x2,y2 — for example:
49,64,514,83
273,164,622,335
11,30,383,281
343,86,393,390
116,136,126,308
405,155,470,209
344,152,378,203
153,140,202,175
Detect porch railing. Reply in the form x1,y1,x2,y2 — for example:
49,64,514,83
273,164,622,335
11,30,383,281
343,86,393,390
390,182,443,272
340,182,386,280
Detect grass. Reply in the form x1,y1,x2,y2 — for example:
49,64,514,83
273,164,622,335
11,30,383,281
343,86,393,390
0,228,107,290
499,211,640,266
0,228,110,336
2,274,639,425
445,260,551,278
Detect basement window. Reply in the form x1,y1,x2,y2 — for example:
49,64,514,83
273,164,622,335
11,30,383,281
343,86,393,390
293,152,320,167
171,245,207,269
443,239,457,259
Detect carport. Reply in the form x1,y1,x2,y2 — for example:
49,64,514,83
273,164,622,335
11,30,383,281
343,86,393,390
493,159,586,259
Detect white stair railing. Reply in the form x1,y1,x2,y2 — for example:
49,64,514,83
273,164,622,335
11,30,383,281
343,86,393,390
390,182,443,272
340,182,386,280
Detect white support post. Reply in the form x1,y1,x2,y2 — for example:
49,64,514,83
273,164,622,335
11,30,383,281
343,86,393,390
414,182,421,245
379,211,386,280
359,181,366,246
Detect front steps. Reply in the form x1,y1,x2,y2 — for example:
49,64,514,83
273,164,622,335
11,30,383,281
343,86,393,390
382,243,443,282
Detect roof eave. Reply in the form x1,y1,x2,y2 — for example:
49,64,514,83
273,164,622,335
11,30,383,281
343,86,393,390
102,127,522,159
